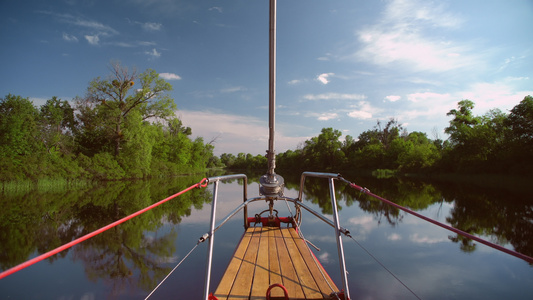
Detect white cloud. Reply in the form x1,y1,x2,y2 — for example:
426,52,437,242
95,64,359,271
39,11,118,36
317,53,332,61
113,42,134,47
397,79,533,125
145,48,161,58
141,22,162,31
177,110,306,155
347,100,381,120
221,86,246,93
209,7,223,13
385,95,401,102
318,252,332,264
387,233,402,241
461,81,533,114
307,112,339,121
410,233,447,244
302,93,366,101
383,0,463,29
85,35,99,45
347,215,376,239
317,73,334,84
347,110,372,120
159,72,181,80
353,0,474,73
288,79,302,85
138,41,157,46
112,41,156,48
74,19,118,35
407,92,452,104
62,33,78,42
396,92,456,123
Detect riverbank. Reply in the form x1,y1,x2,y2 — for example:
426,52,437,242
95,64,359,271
0,168,225,194
406,172,533,196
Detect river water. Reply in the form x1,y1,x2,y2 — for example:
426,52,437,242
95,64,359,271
1,171,532,299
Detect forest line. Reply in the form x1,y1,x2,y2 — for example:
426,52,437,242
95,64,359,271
0,63,219,182
1,63,532,182
221,96,533,176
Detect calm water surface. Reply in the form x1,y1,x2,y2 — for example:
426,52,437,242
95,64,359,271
1,172,532,299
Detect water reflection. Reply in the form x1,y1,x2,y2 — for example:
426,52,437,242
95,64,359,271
1,172,531,299
298,173,533,260
0,176,211,295
236,171,533,259
439,182,533,257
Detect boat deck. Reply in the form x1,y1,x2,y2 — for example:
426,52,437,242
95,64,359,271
213,226,338,300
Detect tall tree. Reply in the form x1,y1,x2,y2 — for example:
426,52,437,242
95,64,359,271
505,95,533,171
444,99,479,146
505,95,533,148
302,127,344,170
0,94,41,160
83,62,176,156
39,97,76,155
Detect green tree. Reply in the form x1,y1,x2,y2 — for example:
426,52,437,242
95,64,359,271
377,118,404,150
83,62,176,157
445,99,479,147
0,94,41,160
397,132,440,172
74,96,114,156
118,110,156,178
444,100,511,172
39,97,76,155
505,95,533,172
302,127,344,170
506,95,533,148
151,118,194,174
220,153,236,168
444,100,481,170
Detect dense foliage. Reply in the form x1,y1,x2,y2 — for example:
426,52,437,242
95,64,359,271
0,64,218,181
3,68,531,181
224,96,533,175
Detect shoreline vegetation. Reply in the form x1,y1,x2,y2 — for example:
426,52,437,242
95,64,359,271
1,63,224,188
1,63,532,190
221,96,533,179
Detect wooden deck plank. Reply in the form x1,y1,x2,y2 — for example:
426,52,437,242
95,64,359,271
274,228,306,299
213,227,255,299
289,228,338,296
227,227,261,300
280,228,323,299
267,227,284,299
250,228,270,300
213,226,338,300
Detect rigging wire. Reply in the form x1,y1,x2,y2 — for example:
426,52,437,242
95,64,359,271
342,178,533,264
347,235,422,300
0,178,209,280
145,242,201,300
282,198,341,300
286,195,421,299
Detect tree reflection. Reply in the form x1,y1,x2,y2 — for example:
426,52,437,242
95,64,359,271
288,172,533,260
0,176,212,295
441,182,533,258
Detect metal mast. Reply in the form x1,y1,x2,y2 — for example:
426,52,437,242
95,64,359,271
260,0,284,197
267,0,276,176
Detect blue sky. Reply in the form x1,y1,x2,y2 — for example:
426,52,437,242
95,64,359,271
1,0,532,156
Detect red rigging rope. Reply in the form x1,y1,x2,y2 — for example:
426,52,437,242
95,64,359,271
346,180,533,264
0,178,209,280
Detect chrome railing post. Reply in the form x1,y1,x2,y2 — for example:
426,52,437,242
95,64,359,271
299,172,351,299
203,179,219,300
243,176,248,229
328,177,351,300
200,174,247,299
